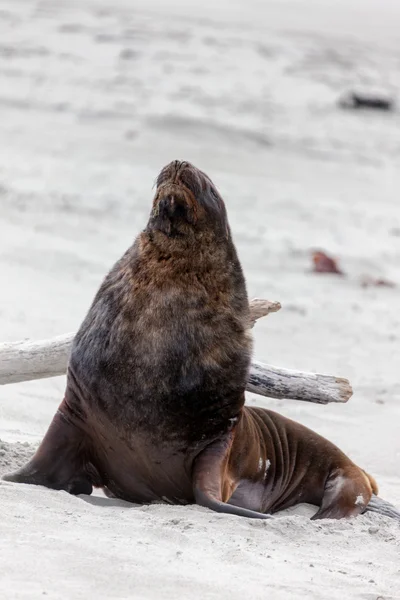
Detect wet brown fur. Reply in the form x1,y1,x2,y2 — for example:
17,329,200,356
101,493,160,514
3,161,381,521
222,408,378,518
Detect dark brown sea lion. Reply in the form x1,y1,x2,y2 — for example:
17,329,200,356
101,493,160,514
3,160,399,521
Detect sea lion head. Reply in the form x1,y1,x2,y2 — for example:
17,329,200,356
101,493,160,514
148,160,229,238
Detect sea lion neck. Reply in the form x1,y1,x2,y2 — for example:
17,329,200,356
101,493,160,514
143,224,223,254
138,228,233,278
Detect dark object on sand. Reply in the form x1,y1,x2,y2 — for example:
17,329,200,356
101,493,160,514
312,251,344,275
339,91,395,112
360,276,396,289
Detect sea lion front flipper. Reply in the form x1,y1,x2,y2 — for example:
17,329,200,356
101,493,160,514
192,434,271,520
2,402,93,496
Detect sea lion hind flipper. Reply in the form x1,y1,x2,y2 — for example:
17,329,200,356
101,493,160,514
2,404,93,496
364,495,400,521
192,435,271,520
311,466,373,521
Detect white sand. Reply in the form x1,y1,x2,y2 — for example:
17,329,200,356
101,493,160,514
0,1,399,598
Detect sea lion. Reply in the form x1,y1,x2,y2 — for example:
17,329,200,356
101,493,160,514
3,160,399,521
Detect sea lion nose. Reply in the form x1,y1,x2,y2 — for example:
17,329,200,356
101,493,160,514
170,160,184,175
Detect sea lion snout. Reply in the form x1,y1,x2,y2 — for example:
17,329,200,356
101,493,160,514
152,160,228,237
152,181,200,232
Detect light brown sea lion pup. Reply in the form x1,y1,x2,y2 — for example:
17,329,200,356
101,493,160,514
3,160,399,521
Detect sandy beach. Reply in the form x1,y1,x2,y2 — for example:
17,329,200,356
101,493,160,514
0,1,399,598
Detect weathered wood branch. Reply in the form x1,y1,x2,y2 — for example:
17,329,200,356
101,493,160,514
247,361,352,405
249,298,281,326
0,333,73,386
0,298,352,404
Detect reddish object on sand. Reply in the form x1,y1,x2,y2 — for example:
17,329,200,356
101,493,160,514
312,251,344,275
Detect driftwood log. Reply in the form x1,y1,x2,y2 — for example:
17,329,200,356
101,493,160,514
338,91,395,112
0,299,353,405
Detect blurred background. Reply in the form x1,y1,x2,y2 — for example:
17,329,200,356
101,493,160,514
0,0,399,496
